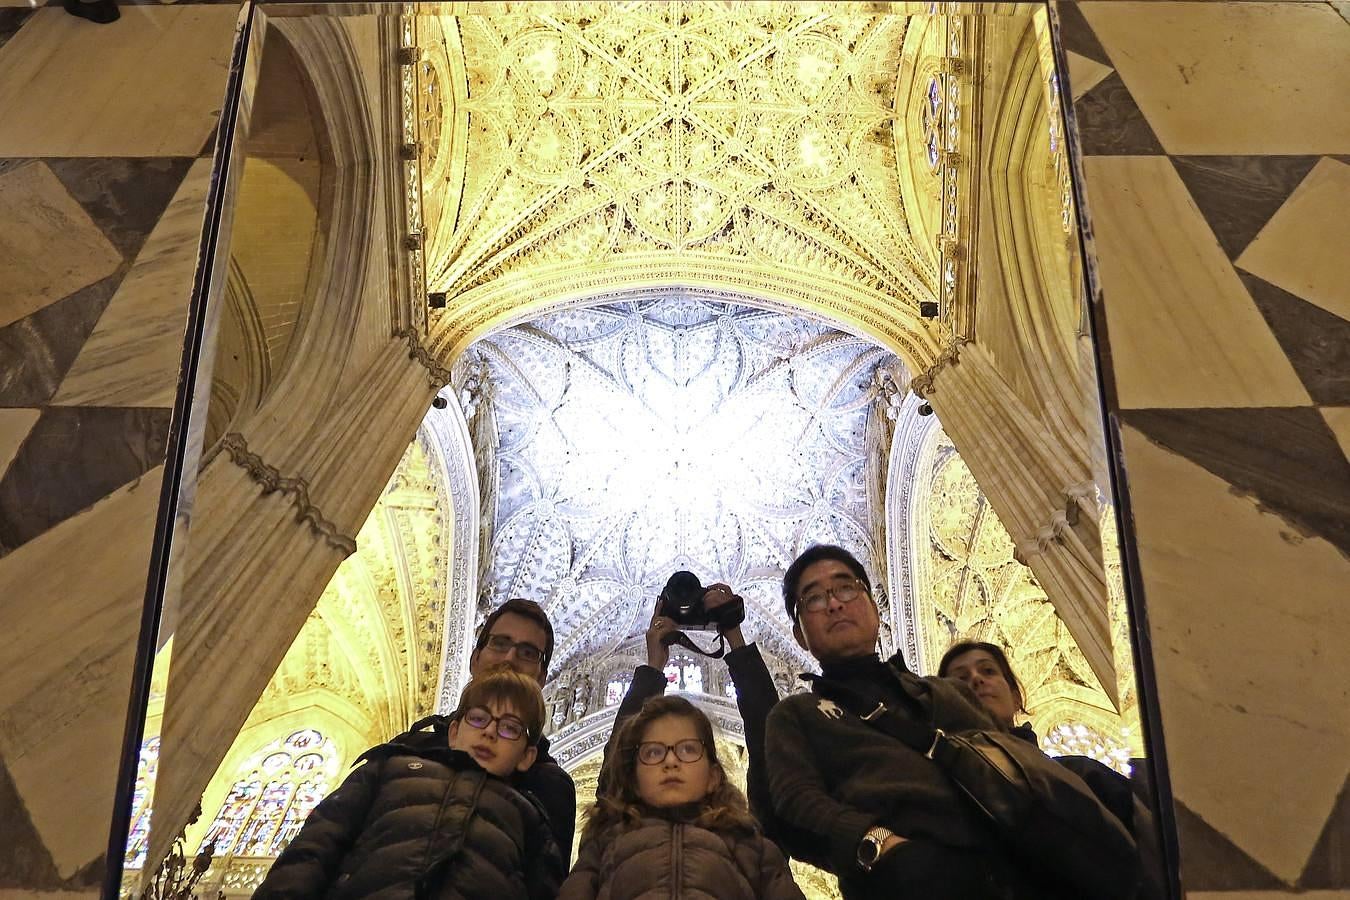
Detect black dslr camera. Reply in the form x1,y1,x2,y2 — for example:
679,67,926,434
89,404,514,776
658,571,746,632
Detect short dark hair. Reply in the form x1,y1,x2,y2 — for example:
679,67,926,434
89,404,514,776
457,667,547,745
474,598,555,678
937,640,1027,714
782,544,871,620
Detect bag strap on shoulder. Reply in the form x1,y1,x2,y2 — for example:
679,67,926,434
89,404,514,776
809,675,947,758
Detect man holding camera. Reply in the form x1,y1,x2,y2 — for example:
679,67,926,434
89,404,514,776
605,578,780,832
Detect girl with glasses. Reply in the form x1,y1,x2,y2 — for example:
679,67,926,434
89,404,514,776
559,695,805,900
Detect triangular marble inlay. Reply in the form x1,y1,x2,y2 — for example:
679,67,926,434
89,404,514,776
0,262,129,407
1173,156,1320,260
1239,271,1350,406
1074,72,1165,156
0,405,171,556
1299,771,1350,888
1172,798,1288,890
45,157,194,262
1122,407,1350,557
1053,3,1112,66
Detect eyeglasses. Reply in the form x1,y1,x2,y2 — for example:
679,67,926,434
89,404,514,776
460,707,529,742
635,738,706,766
483,633,544,664
798,579,869,615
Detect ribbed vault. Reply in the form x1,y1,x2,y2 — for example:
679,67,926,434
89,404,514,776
416,2,945,368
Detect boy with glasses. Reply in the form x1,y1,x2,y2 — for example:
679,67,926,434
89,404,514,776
255,668,563,900
466,598,577,858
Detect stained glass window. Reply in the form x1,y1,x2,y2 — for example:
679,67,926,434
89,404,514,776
660,657,707,694
123,736,160,869
199,730,340,860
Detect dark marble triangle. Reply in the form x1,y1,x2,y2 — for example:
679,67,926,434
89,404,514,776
1121,407,1350,557
0,405,171,557
0,752,63,888
1172,799,1287,890
0,262,129,407
0,8,35,52
1238,271,1350,406
1299,771,1350,888
44,157,194,262
1054,3,1112,66
1172,156,1319,260
1073,72,1164,156
197,122,220,159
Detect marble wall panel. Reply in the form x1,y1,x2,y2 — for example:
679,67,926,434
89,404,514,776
0,162,122,329
1238,157,1350,322
0,406,170,554
1081,2,1350,155
1082,155,1310,410
1323,407,1350,462
1063,2,1350,895
0,10,32,55
0,266,129,407
1117,423,1350,884
0,5,238,157
52,158,215,408
0,467,165,878
45,158,196,263
0,408,39,476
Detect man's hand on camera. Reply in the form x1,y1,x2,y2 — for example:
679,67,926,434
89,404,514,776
645,609,677,669
703,583,746,649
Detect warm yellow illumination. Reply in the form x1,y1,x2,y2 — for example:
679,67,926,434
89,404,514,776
415,3,947,368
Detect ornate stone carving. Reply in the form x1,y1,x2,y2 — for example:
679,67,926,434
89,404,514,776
212,432,358,556
467,292,897,684
394,326,454,388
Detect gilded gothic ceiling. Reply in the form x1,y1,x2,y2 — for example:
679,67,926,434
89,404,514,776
416,2,942,361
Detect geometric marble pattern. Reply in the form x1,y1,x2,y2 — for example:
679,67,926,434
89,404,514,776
52,158,214,408
1061,3,1350,895
0,405,171,554
0,5,239,157
0,161,122,329
1238,157,1350,323
0,3,238,892
1081,2,1350,155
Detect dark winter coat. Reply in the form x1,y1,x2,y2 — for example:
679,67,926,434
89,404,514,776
557,812,806,900
765,652,1064,900
253,724,563,900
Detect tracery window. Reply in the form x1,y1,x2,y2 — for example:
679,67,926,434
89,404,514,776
198,729,340,860
1046,72,1075,233
662,659,704,695
123,736,159,869
923,75,943,171
605,678,630,706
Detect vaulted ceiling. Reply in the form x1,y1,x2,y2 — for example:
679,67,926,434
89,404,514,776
415,2,945,364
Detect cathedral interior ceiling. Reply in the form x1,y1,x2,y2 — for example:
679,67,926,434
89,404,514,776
470,293,904,676
415,2,944,365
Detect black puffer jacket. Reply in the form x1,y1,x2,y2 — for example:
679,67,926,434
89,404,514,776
253,724,563,900
558,811,805,900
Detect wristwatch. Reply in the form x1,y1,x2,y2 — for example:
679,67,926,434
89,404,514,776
856,825,896,872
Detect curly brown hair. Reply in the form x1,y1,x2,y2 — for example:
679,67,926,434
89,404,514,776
580,696,758,845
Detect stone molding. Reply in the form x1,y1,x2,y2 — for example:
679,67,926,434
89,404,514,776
212,432,358,556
